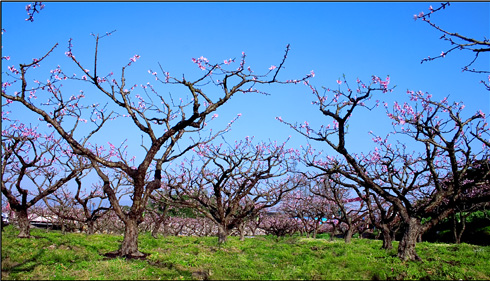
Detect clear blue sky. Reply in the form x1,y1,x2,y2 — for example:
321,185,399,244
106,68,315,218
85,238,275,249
2,2,489,204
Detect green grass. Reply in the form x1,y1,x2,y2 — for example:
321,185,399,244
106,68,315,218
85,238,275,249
2,226,490,280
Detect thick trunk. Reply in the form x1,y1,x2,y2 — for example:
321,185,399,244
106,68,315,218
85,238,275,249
397,218,422,261
217,224,228,244
113,218,146,258
344,226,354,243
16,209,31,238
380,226,393,250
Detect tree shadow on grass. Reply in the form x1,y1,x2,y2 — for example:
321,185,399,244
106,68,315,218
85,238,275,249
102,250,150,261
2,248,46,277
100,252,196,279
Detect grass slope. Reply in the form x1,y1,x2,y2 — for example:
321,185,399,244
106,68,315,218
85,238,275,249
2,226,489,280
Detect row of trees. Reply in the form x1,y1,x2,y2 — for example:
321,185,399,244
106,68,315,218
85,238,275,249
5,173,487,247
2,2,489,261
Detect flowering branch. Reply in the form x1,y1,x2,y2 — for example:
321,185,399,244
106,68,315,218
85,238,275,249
415,2,490,75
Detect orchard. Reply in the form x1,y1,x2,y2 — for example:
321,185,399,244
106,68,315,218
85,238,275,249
2,2,489,278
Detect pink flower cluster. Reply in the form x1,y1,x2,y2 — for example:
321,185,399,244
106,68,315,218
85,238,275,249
191,56,209,70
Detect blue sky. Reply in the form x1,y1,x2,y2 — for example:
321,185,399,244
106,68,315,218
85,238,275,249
2,2,489,205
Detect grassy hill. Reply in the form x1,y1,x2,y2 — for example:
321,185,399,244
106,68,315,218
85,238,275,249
2,225,489,280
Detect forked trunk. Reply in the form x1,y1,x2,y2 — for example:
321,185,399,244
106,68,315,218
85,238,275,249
151,214,168,239
16,209,31,238
217,224,228,244
397,217,422,261
452,213,465,244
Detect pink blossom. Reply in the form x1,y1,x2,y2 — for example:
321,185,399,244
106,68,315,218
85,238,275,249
336,80,342,85
269,65,277,71
130,54,140,62
8,65,19,74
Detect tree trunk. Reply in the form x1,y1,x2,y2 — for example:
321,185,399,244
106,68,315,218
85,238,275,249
330,224,336,241
390,224,399,242
452,213,466,244
344,226,354,243
312,220,320,239
217,224,228,244
61,220,66,234
162,221,169,237
16,209,31,238
397,218,422,261
151,214,167,239
238,222,245,241
113,218,146,258
87,220,95,235
151,220,161,239
380,226,393,250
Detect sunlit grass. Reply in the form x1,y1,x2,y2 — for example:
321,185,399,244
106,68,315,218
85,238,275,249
2,225,490,280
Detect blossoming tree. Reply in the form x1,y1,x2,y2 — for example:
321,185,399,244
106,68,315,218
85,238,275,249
280,75,489,261
2,21,312,256
1,121,89,237
160,138,306,244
